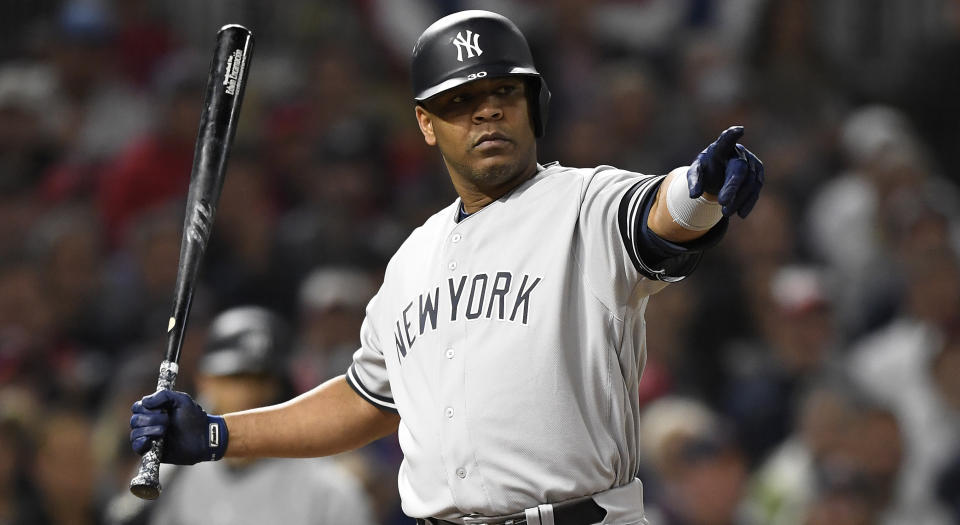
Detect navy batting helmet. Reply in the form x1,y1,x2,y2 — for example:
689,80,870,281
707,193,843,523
411,10,551,137
199,306,292,377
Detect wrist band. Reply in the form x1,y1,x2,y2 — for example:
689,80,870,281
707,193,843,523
206,415,229,461
665,168,722,231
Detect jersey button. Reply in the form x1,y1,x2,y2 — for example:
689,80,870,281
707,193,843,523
448,261,457,271
445,348,455,359
456,468,466,479
444,407,454,419
451,233,462,243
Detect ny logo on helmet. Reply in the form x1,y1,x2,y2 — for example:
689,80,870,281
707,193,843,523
453,30,482,62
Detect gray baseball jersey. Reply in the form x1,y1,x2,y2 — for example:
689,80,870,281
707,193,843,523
346,162,713,520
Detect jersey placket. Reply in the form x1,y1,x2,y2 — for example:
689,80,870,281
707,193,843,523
437,221,486,508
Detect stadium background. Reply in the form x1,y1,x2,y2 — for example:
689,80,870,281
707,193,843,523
1,0,959,524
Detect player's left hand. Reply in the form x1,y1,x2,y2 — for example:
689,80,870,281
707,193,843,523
687,126,764,218
130,389,228,464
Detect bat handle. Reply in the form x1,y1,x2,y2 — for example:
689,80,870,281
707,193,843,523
129,360,180,500
130,438,165,499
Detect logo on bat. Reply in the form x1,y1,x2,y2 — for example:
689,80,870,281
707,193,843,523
187,201,213,244
453,30,482,62
223,49,245,95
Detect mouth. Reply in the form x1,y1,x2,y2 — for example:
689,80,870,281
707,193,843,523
473,132,513,150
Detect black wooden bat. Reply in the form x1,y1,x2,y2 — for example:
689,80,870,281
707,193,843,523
129,24,254,500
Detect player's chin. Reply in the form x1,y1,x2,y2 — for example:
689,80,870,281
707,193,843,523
471,158,524,185
472,152,513,170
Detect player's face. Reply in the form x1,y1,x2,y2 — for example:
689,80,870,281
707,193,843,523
416,77,537,191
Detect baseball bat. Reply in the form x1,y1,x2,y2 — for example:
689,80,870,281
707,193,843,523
129,24,254,500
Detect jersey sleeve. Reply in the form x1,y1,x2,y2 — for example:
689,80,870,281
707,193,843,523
577,165,726,309
345,293,399,414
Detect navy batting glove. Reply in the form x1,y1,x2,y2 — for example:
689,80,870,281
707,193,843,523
687,126,764,218
130,389,228,465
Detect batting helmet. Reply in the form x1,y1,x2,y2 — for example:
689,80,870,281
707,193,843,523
199,306,292,377
411,10,551,137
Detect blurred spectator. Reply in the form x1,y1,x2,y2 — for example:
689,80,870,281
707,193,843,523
109,0,177,87
638,397,754,525
30,408,100,525
95,54,205,245
806,105,960,342
722,265,839,465
846,247,960,524
745,379,859,525
290,266,378,393
0,255,105,409
275,130,403,272
0,64,60,194
746,381,906,525
686,189,798,401
203,149,295,314
40,0,153,201
0,257,57,394
600,62,675,173
136,306,376,525
27,206,111,347
798,405,903,525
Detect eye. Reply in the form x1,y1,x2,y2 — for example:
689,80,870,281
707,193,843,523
495,85,517,95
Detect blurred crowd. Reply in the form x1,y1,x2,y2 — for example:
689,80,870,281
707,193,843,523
1,0,960,524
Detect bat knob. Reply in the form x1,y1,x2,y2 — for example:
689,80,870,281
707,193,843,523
129,480,161,500
129,439,164,500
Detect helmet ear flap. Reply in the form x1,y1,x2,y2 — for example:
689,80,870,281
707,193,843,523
523,76,551,138
533,77,551,138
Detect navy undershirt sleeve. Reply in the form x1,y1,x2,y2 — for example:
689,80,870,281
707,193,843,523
618,178,728,281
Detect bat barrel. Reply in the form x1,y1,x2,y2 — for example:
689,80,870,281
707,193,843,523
166,23,253,365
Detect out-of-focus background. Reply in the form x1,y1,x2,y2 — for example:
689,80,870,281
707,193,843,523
1,0,960,524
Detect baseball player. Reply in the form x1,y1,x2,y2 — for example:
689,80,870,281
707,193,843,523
130,10,763,525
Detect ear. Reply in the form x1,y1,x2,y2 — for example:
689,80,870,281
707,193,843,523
415,105,437,147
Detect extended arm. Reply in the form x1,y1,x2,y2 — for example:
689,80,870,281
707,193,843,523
614,126,763,282
131,375,399,464
225,375,400,458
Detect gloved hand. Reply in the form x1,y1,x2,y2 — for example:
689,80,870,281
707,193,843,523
687,126,764,218
130,389,228,465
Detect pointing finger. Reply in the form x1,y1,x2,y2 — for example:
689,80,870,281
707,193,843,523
713,126,744,157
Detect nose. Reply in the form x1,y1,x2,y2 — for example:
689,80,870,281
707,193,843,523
472,95,503,124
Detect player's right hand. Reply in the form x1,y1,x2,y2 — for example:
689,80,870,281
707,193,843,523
130,389,228,465
687,126,764,218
